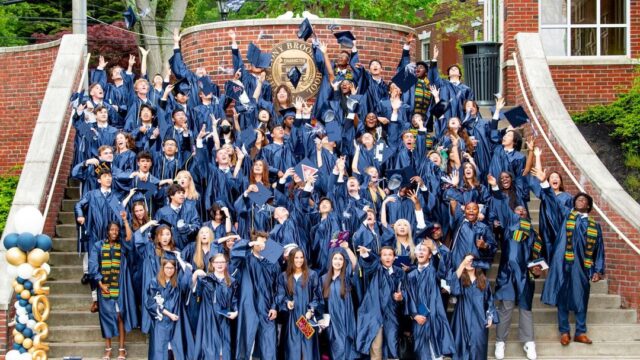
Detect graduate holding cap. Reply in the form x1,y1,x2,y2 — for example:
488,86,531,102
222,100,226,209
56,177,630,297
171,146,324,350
192,76,227,135
396,33,433,121
154,184,202,250
91,54,135,129
428,45,475,121
229,30,273,103
447,201,497,274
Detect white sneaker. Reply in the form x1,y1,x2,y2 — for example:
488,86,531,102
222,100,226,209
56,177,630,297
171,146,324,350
495,341,505,360
524,341,537,360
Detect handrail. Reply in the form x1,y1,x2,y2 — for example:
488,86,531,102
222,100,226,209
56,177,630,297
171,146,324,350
42,53,91,220
512,51,640,255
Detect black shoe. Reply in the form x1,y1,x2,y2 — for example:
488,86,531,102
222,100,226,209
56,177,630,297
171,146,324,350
81,273,90,285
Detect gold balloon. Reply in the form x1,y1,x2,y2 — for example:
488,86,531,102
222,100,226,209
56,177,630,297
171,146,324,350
23,338,33,349
27,249,48,268
12,280,18,288
5,247,27,266
12,329,18,336
14,284,24,294
14,332,24,344
33,322,50,353
20,289,31,300
32,295,50,322
32,268,49,296
29,347,35,354
37,303,45,312
33,349,48,360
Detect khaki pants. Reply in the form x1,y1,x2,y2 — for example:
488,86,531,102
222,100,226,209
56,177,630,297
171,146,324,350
370,327,399,360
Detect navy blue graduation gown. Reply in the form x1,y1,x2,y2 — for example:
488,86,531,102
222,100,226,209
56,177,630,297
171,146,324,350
124,97,153,133
113,149,136,173
448,218,496,273
154,203,201,250
169,48,220,108
181,242,219,334
234,190,275,240
463,115,499,182
355,254,406,358
427,63,474,120
90,69,132,128
74,189,122,253
529,177,573,261
194,274,238,360
269,217,306,254
230,240,280,360
309,213,342,274
277,270,323,360
89,239,138,338
406,263,456,359
539,187,605,313
448,272,498,360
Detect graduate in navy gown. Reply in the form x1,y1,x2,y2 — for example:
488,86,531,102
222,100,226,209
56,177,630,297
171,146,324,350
154,184,201,250
113,132,137,173
277,248,323,360
355,246,406,359
448,255,498,360
269,206,306,254
447,202,497,273
309,198,343,273
428,46,474,120
91,55,134,129
462,99,501,182
320,246,359,360
89,219,138,360
146,258,194,360
228,30,272,103
534,169,605,346
231,231,280,360
124,78,154,133
192,253,239,360
202,203,233,240
406,243,456,360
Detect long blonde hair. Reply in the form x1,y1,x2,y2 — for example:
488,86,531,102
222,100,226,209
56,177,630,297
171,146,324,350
207,253,232,286
394,219,416,260
194,227,215,270
175,170,200,200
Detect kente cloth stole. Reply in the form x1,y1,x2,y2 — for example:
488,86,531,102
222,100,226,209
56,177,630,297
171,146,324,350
101,242,121,299
565,210,598,269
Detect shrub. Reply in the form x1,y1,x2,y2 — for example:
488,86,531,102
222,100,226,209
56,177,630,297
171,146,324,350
0,167,20,233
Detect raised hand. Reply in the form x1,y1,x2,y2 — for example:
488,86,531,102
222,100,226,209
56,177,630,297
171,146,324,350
139,47,150,57
128,54,136,67
433,45,439,60
98,55,108,70
487,174,497,187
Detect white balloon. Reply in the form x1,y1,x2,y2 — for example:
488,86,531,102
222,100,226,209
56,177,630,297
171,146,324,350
16,308,27,316
7,265,18,278
17,314,28,324
13,206,44,235
26,319,37,329
5,350,20,360
19,353,32,360
41,263,51,275
14,301,23,310
17,264,34,280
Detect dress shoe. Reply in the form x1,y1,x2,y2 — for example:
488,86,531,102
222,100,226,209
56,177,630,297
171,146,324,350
574,334,593,344
90,301,99,313
81,273,91,285
560,333,571,346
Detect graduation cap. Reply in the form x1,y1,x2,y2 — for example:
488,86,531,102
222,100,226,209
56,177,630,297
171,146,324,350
136,180,158,196
94,161,112,176
321,109,336,124
108,196,125,216
324,120,342,142
70,90,88,108
294,158,319,182
386,166,418,190
333,31,355,48
248,183,273,207
279,107,296,119
157,218,174,228
391,68,418,93
346,95,362,113
297,18,314,41
287,66,302,89
393,256,412,268
123,6,137,30
472,259,491,270
197,77,215,96
173,78,191,96
431,100,450,119
247,42,272,69
239,127,258,149
504,105,529,128
261,239,284,264
224,80,245,102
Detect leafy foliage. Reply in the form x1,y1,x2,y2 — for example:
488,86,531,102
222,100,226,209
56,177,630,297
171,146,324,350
0,167,20,233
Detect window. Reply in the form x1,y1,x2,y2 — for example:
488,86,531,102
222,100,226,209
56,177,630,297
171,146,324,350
421,41,431,61
539,0,628,56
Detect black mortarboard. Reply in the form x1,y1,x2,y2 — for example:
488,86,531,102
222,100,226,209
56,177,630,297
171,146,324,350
321,109,336,124
297,18,314,41
346,95,362,113
287,66,302,89
248,183,273,206
279,107,296,119
393,256,412,268
333,31,355,48
123,6,137,30
247,43,272,69
95,161,112,176
108,196,125,215
324,120,342,142
198,77,215,96
239,127,258,149
136,180,157,196
157,218,173,228
391,69,418,93
472,259,491,270
431,100,450,119
261,239,284,264
294,158,319,182
504,105,529,128
173,78,191,96
224,80,245,102
386,166,418,189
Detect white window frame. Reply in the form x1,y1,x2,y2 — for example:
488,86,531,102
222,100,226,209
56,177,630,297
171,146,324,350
538,0,630,57
418,31,431,61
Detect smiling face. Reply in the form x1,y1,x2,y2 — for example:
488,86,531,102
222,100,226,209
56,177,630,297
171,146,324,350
258,109,270,122
361,133,375,148
549,172,562,191
337,52,349,66
152,74,163,88
463,163,475,179
464,202,480,222
402,132,415,149
340,80,352,94
415,244,431,265
366,167,379,183
502,130,515,147
574,195,591,213
162,261,176,278
276,86,289,103
365,113,378,128
319,199,333,214
135,80,149,95
163,140,177,157
369,60,382,75
499,172,513,190
107,224,119,242
211,254,227,273
99,147,114,162
116,133,127,150
380,248,395,267
293,250,305,270
347,178,360,192
331,252,345,272
415,63,427,78
429,152,442,166
172,111,187,128
465,100,478,115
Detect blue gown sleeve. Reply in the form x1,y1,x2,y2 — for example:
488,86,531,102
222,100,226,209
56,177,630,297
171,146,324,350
592,223,606,275
169,49,193,80
88,241,102,284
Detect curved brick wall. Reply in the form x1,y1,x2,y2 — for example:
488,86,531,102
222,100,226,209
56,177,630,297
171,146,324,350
179,19,416,96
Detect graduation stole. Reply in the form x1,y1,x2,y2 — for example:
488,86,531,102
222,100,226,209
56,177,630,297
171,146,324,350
565,211,598,269
100,242,121,299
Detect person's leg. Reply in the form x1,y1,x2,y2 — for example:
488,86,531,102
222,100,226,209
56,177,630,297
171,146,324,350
518,307,535,343
118,314,126,359
557,302,570,335
104,338,112,360
370,327,384,360
574,310,588,336
496,300,514,342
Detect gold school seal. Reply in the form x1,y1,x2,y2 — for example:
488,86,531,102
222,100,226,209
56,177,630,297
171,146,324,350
268,40,322,100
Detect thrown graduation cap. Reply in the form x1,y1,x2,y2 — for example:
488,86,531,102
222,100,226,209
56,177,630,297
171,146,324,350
472,259,491,270
431,100,450,119
393,256,412,268
297,18,314,41
504,105,529,128
294,158,319,182
173,78,191,96
386,166,418,190
279,107,296,119
248,183,273,206
136,180,158,196
224,80,245,102
287,66,302,89
239,127,258,149
261,239,284,264
391,68,418,93
333,31,355,48
247,43,272,69
324,120,342,142
198,77,215,96
123,6,137,30
108,196,125,216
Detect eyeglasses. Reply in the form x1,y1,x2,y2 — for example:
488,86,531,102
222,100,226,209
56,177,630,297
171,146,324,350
212,261,227,264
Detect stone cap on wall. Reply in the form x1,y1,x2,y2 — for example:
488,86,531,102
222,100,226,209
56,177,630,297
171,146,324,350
0,38,62,54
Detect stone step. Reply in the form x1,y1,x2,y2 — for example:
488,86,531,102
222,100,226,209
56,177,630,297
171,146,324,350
50,265,84,281
61,199,77,212
56,224,77,238
48,251,84,266
48,326,147,343
50,294,93,310
49,280,89,295
487,340,640,357
483,279,609,295
49,341,148,358
68,178,81,187
65,186,80,200
49,310,101,327
500,308,637,324
52,237,77,252
490,323,640,342
57,211,77,224
532,293,621,309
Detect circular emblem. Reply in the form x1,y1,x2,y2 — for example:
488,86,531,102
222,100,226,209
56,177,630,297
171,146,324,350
268,40,322,100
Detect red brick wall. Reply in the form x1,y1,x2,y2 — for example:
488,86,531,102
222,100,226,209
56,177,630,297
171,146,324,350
514,53,640,320
179,22,415,94
0,41,60,174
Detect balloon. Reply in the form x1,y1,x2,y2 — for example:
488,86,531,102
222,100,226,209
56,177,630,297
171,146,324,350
3,233,19,249
5,350,20,360
16,277,25,284
16,307,27,316
14,284,24,294
41,263,50,275
14,333,24,344
18,315,28,324
35,234,52,252
26,320,36,329
32,296,50,322
22,338,32,350
15,323,26,332
14,206,45,235
20,290,31,300
22,328,33,338
26,305,33,313
5,248,27,266
14,302,22,310
12,343,20,350
16,264,34,281
23,281,32,290
17,233,36,253
18,300,28,307
27,249,47,268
